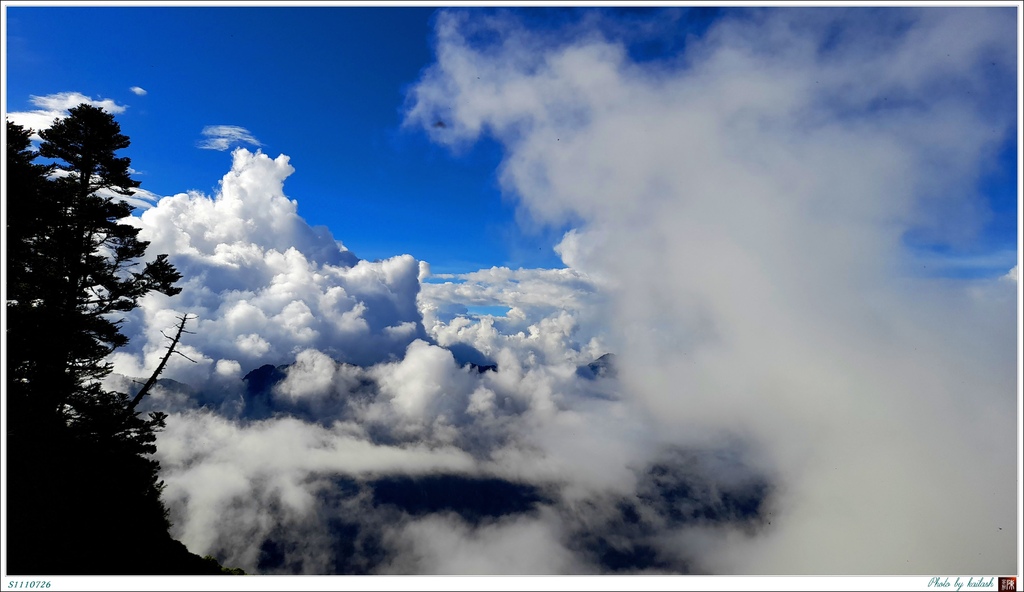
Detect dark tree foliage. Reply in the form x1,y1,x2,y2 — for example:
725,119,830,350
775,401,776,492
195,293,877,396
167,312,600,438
5,109,236,575
6,121,54,307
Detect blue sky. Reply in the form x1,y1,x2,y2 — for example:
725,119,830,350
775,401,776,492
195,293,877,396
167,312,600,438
5,6,564,273
6,5,1016,278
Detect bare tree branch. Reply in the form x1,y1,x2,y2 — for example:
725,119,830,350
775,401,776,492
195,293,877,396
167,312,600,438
172,350,198,364
127,314,195,412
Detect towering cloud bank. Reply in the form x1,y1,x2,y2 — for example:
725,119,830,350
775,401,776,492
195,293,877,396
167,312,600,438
112,148,428,390
111,145,697,575
405,7,1018,574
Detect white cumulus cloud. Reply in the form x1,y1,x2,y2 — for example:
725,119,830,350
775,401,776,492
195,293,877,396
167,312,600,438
107,145,696,574
110,148,428,389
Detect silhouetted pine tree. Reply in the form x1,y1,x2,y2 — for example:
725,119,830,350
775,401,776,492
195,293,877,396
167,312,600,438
6,120,55,430
6,109,235,574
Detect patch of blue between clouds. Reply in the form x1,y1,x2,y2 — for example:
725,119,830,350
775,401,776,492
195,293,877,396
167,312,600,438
903,131,1019,280
465,305,512,317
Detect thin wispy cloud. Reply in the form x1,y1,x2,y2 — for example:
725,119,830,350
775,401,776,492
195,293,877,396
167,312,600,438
30,91,126,114
130,86,148,96
27,159,159,212
197,125,262,151
6,91,128,137
116,186,161,211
